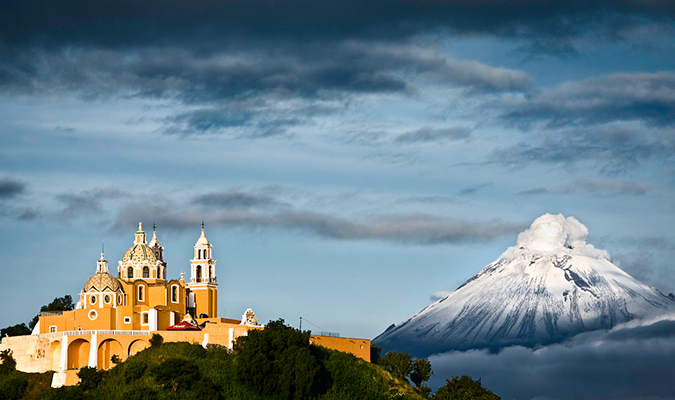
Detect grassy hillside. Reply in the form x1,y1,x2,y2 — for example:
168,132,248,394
0,321,500,400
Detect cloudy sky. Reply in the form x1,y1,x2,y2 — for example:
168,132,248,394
1,1,674,397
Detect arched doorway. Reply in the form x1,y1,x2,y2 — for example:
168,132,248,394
98,339,123,370
128,339,149,356
67,339,90,369
50,341,61,371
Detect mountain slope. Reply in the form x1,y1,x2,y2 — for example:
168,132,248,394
374,214,675,357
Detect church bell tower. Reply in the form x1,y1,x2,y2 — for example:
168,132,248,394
186,223,218,318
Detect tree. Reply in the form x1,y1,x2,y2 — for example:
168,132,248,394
149,333,164,347
234,319,320,400
0,350,17,374
0,323,31,337
30,295,75,329
77,366,103,391
380,351,412,380
410,358,433,388
370,344,384,364
433,375,501,400
149,357,200,392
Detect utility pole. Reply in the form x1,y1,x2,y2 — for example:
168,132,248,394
300,316,302,331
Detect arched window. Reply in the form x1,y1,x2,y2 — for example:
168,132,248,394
143,267,149,278
209,267,212,281
127,267,133,279
138,285,145,302
199,249,202,259
196,265,202,282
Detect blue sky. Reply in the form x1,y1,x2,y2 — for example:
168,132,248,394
1,0,674,351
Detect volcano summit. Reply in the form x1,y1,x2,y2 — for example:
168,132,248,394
374,214,675,357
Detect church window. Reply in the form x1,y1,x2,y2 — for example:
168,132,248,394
171,286,178,303
138,285,145,302
104,294,111,304
143,267,149,278
196,265,202,282
124,317,131,324
143,313,149,324
198,249,202,259
88,310,98,320
90,295,97,305
117,294,123,305
49,326,57,333
127,267,133,279
209,267,212,281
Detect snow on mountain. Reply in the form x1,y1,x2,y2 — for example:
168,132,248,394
374,214,675,357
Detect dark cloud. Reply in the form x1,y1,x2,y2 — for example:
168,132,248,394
458,183,493,196
57,188,128,218
0,178,25,198
193,189,281,209
492,124,675,173
113,204,524,245
3,1,674,49
396,195,460,205
501,72,675,128
428,315,675,400
519,179,655,196
395,127,471,144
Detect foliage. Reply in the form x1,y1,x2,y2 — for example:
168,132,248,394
234,319,320,400
380,351,413,380
0,372,28,400
110,354,122,365
77,366,104,391
370,344,384,364
149,357,200,392
410,358,433,388
1,323,31,338
122,359,146,382
43,385,87,400
149,333,163,348
29,295,75,330
433,375,501,400
0,350,17,374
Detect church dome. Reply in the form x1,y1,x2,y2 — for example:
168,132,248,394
121,244,158,265
84,272,122,292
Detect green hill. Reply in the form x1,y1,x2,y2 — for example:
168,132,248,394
0,320,500,400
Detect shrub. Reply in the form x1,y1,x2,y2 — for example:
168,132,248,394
0,373,28,400
149,357,200,392
149,333,164,348
0,350,17,374
123,359,147,382
78,366,103,391
433,375,501,400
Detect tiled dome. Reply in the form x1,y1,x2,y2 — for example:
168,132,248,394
121,244,158,265
84,272,122,292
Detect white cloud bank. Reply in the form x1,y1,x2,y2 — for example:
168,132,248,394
428,313,675,400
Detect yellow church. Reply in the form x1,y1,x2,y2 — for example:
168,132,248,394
0,223,370,387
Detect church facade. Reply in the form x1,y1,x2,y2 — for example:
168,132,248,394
39,223,218,334
0,223,370,387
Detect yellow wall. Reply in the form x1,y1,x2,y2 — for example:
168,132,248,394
310,335,371,362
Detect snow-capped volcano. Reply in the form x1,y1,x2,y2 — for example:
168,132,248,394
374,214,675,357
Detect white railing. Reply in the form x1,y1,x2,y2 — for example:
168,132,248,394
39,330,150,339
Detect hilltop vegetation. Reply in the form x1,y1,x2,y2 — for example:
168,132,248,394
0,320,500,400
